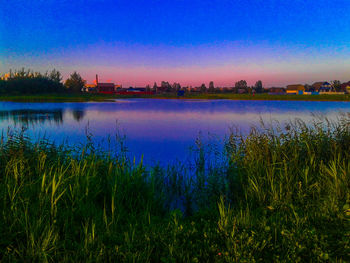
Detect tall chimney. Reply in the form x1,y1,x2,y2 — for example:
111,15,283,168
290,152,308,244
95,74,99,85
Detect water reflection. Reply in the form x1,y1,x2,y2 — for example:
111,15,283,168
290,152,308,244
0,109,63,126
0,99,349,164
72,110,85,122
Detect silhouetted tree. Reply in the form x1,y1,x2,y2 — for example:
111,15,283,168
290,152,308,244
0,68,64,94
153,82,158,92
49,69,62,83
208,81,215,93
332,80,341,91
200,83,207,93
234,80,248,93
254,80,263,93
172,82,181,92
64,72,86,93
160,81,172,92
235,80,248,89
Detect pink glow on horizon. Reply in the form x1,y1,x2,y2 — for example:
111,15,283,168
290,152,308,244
79,61,350,87
2,41,350,87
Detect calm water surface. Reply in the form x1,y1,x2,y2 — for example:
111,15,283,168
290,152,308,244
0,99,349,164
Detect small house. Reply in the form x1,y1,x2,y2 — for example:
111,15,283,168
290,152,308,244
312,82,332,92
286,84,305,94
83,84,97,92
115,87,154,95
268,87,286,95
177,90,185,96
340,82,350,93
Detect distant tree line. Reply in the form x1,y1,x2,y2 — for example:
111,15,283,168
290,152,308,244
0,68,86,94
152,80,265,94
152,79,350,94
0,68,65,94
1,68,270,95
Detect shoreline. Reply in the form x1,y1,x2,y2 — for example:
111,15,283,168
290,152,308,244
0,93,349,102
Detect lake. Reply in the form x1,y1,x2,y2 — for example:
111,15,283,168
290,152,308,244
0,99,349,165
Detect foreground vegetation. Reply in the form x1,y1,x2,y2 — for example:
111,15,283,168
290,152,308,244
0,92,350,102
0,118,350,262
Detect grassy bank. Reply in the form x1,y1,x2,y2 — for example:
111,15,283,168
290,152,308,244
186,93,350,101
0,93,349,102
145,93,350,101
1,118,350,262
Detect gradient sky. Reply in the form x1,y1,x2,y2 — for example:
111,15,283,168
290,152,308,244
1,0,350,87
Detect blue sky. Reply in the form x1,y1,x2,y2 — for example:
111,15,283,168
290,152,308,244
1,0,350,86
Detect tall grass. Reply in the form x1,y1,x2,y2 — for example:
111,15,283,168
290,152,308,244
0,117,349,262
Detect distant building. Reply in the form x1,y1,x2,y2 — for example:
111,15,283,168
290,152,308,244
84,75,121,93
340,82,350,93
177,90,185,96
128,87,147,92
115,87,154,95
97,83,115,93
94,74,116,94
311,82,323,91
189,86,201,93
286,84,305,94
268,87,286,95
311,82,332,92
237,88,247,94
83,84,97,92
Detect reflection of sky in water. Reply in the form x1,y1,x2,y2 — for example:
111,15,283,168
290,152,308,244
0,99,349,165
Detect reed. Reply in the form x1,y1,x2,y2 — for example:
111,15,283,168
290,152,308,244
0,116,349,262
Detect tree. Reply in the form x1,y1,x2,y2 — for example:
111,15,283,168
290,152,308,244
49,69,63,83
64,72,86,93
172,82,181,92
332,80,341,91
254,80,263,93
200,83,207,93
0,68,64,94
208,81,215,93
161,81,172,92
153,82,158,92
234,80,248,93
235,80,248,89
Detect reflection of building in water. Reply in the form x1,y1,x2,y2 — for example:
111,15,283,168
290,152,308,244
72,110,85,122
0,110,63,125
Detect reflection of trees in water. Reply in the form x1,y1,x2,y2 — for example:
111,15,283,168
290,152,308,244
72,110,85,122
0,109,63,125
